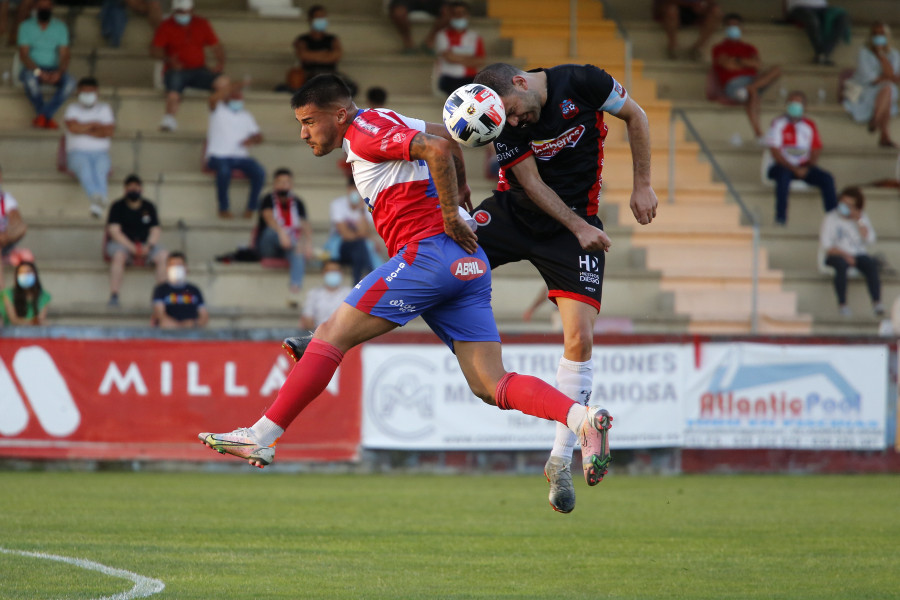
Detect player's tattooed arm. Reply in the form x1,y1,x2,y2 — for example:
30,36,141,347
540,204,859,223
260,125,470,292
613,97,658,225
425,122,472,211
410,131,478,253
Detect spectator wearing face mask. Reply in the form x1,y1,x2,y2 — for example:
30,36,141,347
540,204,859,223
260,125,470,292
294,5,342,81
299,260,352,330
1,261,50,326
843,22,899,148
152,251,208,329
434,1,484,95
764,91,836,226
64,77,115,218
255,167,313,305
326,177,377,284
205,81,265,219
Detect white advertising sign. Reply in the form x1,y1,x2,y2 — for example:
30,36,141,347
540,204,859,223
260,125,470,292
684,343,887,450
361,344,688,450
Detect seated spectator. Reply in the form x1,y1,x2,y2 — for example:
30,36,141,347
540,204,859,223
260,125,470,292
17,0,75,129
712,13,782,138
100,0,164,48
765,91,836,225
389,0,449,54
106,174,168,307
206,82,265,219
294,5,342,81
327,177,377,284
64,77,115,218
150,0,229,132
1,261,50,326
785,0,849,65
820,187,883,317
299,260,352,331
0,164,28,287
655,0,722,60
843,22,899,149
365,86,388,108
434,1,484,95
152,251,208,329
255,167,313,305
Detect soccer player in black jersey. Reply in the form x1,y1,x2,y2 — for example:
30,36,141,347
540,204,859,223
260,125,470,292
471,62,658,513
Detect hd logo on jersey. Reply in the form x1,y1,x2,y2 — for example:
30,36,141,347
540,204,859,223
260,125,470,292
450,257,487,280
531,125,585,160
579,254,601,285
560,99,579,119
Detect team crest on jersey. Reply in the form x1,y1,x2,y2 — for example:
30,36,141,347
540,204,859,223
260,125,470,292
473,210,491,226
392,132,406,143
560,99,579,119
613,80,626,99
450,257,487,280
531,125,585,160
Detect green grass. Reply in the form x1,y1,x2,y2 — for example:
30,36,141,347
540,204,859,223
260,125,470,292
0,472,897,599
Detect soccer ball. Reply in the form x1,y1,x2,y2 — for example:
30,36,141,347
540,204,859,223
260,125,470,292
442,84,506,148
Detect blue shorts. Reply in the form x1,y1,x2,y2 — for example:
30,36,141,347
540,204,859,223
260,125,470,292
344,233,500,351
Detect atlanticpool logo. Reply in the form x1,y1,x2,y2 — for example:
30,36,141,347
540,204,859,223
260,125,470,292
0,346,80,437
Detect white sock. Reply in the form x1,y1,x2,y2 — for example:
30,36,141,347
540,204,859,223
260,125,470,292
551,357,593,460
565,404,588,437
251,416,284,447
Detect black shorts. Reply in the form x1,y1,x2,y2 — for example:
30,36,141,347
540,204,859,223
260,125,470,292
472,191,604,312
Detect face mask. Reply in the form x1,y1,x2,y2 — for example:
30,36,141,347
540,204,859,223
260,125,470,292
323,271,343,288
450,18,468,31
78,91,97,106
725,25,741,40
126,190,141,201
227,99,244,112
786,101,804,119
872,34,888,47
167,265,186,286
837,203,852,217
17,272,35,289
174,13,191,26
36,9,51,22
276,189,290,198
348,191,361,205
311,17,328,32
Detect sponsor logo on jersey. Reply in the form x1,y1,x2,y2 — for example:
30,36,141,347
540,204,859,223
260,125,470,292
579,254,602,285
353,115,381,136
531,125,585,160
450,257,487,280
473,210,491,226
495,145,521,163
389,298,417,313
613,80,626,99
560,98,579,119
385,262,406,282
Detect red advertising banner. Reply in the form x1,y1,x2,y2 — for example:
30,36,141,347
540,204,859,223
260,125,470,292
0,339,361,462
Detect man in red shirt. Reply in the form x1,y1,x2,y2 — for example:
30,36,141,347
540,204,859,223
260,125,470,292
712,13,781,138
150,0,229,132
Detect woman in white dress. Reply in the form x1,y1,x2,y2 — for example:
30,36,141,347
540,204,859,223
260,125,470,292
843,22,900,148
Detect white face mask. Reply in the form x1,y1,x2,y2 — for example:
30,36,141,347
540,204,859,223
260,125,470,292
78,91,97,106
167,265,187,286
348,191,361,205
323,271,343,288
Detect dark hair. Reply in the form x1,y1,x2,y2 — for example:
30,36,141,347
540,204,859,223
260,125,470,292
474,63,522,96
723,13,743,24
839,186,865,210
308,4,325,19
77,76,99,88
273,167,293,179
290,74,352,110
788,90,807,103
124,174,142,186
448,1,470,10
13,261,43,320
168,251,187,264
323,259,342,269
366,86,387,106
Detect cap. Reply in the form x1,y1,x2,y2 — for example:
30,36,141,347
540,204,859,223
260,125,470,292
172,0,194,11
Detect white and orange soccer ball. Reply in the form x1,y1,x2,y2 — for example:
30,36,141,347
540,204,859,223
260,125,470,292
442,83,506,148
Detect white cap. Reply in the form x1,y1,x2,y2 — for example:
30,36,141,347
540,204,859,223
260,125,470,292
172,0,194,10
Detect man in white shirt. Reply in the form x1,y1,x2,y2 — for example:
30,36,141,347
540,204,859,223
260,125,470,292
820,186,882,317
299,260,352,331
64,77,115,218
205,83,265,219
327,177,381,284
0,163,28,287
434,1,484,94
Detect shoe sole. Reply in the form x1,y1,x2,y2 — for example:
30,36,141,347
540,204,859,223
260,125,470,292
544,467,575,514
198,433,273,467
583,413,612,487
282,334,313,363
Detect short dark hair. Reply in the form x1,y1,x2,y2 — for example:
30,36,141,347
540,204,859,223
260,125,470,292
290,74,352,110
308,4,325,19
273,167,293,179
723,13,743,24
839,186,865,210
124,174,142,186
788,90,807,103
474,63,522,97
448,1,470,10
77,76,99,88
366,86,387,105
168,251,186,263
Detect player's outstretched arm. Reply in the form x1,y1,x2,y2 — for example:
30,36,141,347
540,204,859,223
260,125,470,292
409,131,478,253
613,97,658,225
425,122,472,211
510,156,611,253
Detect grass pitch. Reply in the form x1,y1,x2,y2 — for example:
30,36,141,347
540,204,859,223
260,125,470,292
0,471,897,599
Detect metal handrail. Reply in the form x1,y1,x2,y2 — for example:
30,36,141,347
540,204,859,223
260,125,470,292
668,107,760,333
594,0,633,92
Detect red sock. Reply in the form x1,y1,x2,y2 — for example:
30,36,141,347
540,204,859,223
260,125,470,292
265,338,344,429
494,372,576,425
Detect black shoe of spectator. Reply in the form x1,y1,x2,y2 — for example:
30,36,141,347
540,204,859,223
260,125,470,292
108,293,119,308
282,333,314,363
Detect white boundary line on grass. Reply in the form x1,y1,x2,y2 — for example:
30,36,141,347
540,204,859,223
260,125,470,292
0,547,165,599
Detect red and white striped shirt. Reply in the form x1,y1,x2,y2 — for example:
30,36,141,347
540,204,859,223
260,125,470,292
764,115,822,167
435,28,485,79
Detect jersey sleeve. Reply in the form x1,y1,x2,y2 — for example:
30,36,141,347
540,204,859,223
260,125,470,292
764,117,782,148
193,286,206,307
346,111,422,163
106,202,122,225
100,104,115,125
147,203,160,228
2,192,19,212
296,198,307,220
578,65,627,115
434,30,449,53
492,127,533,170
809,120,823,150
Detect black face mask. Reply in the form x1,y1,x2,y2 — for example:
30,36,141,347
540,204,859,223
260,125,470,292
37,9,52,22
126,190,141,201
275,189,290,198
